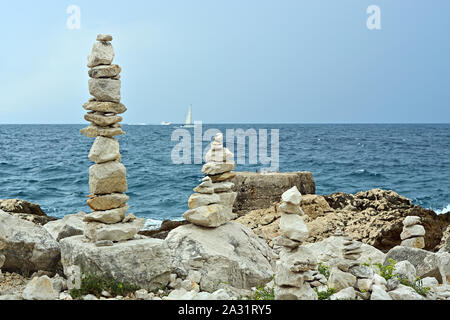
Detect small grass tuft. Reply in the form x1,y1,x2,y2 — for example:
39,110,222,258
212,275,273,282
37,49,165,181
69,273,139,300
249,285,275,300
315,287,336,300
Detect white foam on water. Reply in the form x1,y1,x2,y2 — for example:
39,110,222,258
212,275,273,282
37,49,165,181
143,218,163,230
435,204,450,215
143,217,185,230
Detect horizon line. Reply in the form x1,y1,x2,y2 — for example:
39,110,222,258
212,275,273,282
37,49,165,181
1,122,450,125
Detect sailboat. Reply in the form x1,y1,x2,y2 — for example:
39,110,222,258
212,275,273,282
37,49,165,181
181,104,195,128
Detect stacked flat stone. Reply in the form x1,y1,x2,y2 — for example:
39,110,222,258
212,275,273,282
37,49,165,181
334,231,375,293
400,216,425,249
337,234,362,272
274,187,318,300
81,34,144,244
182,133,237,227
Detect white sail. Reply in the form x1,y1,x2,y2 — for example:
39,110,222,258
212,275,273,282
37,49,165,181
185,104,192,125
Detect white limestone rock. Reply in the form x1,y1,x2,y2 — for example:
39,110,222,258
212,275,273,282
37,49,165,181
420,277,439,288
188,193,220,209
384,246,441,281
85,113,123,127
279,202,304,215
357,278,373,292
279,246,317,272
279,213,308,242
304,236,386,269
211,181,234,193
165,222,274,292
89,137,121,164
80,124,125,138
43,212,85,241
217,191,237,207
205,148,234,163
84,205,128,224
436,252,450,285
88,64,121,78
274,261,304,287
400,225,425,240
327,268,357,292
89,161,127,195
403,216,421,227
96,34,113,42
87,193,129,211
202,162,235,175
83,100,127,114
370,285,392,300
89,78,121,103
329,287,356,300
281,186,302,205
183,204,233,228
401,237,425,249
60,235,171,291
84,218,145,242
393,260,417,283
87,41,114,68
274,285,318,300
0,210,60,274
388,284,426,300
272,235,300,249
22,276,58,300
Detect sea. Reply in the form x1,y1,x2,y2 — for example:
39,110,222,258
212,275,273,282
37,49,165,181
0,124,449,229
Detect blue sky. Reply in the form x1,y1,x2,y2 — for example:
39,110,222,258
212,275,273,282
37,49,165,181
0,0,449,124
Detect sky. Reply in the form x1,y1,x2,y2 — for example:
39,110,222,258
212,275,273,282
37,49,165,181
0,0,449,124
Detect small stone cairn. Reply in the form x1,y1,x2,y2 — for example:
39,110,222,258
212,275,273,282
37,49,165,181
80,34,144,245
400,216,425,249
182,133,237,227
335,229,375,293
336,231,363,272
273,187,319,300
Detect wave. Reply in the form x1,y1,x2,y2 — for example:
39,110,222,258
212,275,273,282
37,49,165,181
142,217,184,230
345,169,386,179
435,204,450,215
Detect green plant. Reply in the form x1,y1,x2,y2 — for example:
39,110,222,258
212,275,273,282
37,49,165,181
318,262,331,280
398,277,431,297
374,258,397,281
69,273,139,299
315,287,335,300
362,257,374,267
249,285,275,300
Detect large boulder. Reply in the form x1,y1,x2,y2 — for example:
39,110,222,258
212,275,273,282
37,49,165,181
60,235,171,291
22,276,58,300
384,246,441,282
0,199,56,226
231,172,315,214
303,236,386,269
0,210,60,275
165,222,274,292
43,212,86,241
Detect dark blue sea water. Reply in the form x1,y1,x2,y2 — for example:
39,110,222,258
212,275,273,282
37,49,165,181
0,124,449,226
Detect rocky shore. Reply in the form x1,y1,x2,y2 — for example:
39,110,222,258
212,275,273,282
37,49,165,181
1,183,448,300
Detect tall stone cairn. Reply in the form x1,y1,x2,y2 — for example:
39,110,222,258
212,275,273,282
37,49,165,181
273,187,319,300
81,34,144,244
400,216,425,249
182,133,237,227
